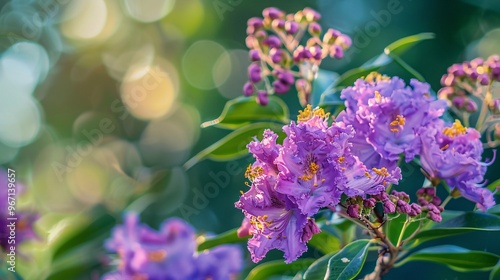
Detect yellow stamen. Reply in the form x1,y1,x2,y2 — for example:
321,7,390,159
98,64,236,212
298,104,330,122
374,91,382,103
337,156,345,163
148,250,167,262
364,72,390,83
245,165,263,181
440,144,449,151
390,115,405,133
364,171,372,178
443,119,467,138
372,167,389,177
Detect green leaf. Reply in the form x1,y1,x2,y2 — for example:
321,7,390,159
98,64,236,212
486,178,500,192
490,260,500,280
325,32,435,91
200,96,289,129
384,32,435,56
410,212,500,246
52,209,116,261
183,122,285,170
398,245,499,271
308,231,341,255
303,239,371,280
488,204,500,216
197,229,247,251
244,259,315,280
311,69,340,107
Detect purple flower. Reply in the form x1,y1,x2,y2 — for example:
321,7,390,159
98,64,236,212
104,214,243,279
236,130,318,263
418,119,496,210
0,169,37,251
274,106,354,216
337,73,447,166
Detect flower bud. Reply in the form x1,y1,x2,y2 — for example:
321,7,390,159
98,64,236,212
363,198,376,209
257,90,268,105
285,21,299,35
272,80,290,94
303,7,321,22
270,48,283,64
330,44,344,59
248,63,262,83
323,28,340,44
243,82,254,96
465,99,478,113
452,96,466,109
479,73,490,85
347,204,360,219
249,49,260,62
263,35,281,49
263,7,284,20
308,22,322,35
272,19,285,30
336,34,352,49
275,69,294,85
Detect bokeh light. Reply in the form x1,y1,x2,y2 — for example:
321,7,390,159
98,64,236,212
182,40,228,90
60,0,110,40
120,59,179,120
124,0,175,23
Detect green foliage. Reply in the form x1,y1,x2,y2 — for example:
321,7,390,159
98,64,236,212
308,231,341,255
303,239,371,280
244,259,315,280
197,229,247,251
183,122,286,170
319,33,435,107
409,212,500,246
490,260,500,280
201,96,290,129
398,245,500,271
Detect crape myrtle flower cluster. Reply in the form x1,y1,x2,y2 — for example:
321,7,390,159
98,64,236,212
438,55,500,143
339,72,496,211
236,73,497,263
102,213,243,280
235,105,402,263
243,7,351,106
0,169,38,251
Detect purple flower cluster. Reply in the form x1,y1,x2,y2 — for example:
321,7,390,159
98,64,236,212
338,72,496,211
103,213,243,280
439,55,500,114
418,119,496,210
235,106,401,263
0,169,37,251
337,72,447,169
416,187,444,222
244,7,351,106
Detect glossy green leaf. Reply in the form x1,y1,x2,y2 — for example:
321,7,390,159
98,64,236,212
384,32,435,56
197,229,247,251
308,230,341,255
183,122,285,170
52,209,116,261
303,239,371,280
486,178,500,192
311,69,340,107
490,260,500,280
200,96,289,129
410,212,500,246
327,32,435,91
244,259,315,280
488,204,500,216
398,245,499,271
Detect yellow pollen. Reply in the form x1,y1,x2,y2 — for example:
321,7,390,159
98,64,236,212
390,115,405,133
364,72,390,83
440,144,449,151
372,167,389,177
338,156,345,163
262,215,268,221
443,119,467,138
313,183,318,187
364,171,372,178
321,178,325,182
245,165,263,181
374,91,382,103
298,104,330,122
147,250,167,262
309,162,319,174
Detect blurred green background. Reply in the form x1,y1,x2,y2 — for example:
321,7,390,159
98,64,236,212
0,0,499,279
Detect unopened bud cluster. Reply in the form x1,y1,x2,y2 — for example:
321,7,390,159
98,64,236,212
346,191,421,220
243,7,351,106
416,187,444,222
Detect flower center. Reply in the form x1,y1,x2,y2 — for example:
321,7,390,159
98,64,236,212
443,119,467,138
245,165,264,181
297,104,329,122
389,115,405,133
364,72,390,83
147,250,167,262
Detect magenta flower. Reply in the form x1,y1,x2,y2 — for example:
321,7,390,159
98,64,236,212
0,169,38,251
338,73,447,167
418,119,496,210
103,214,243,280
275,107,354,216
236,129,319,263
